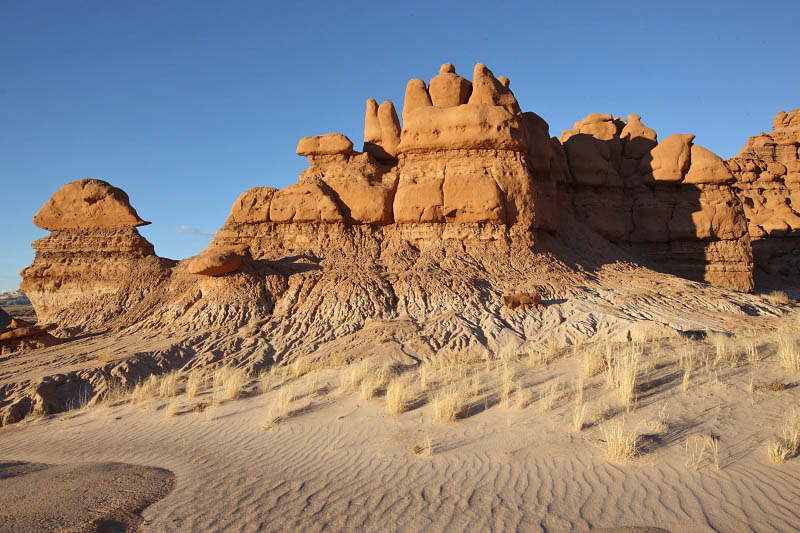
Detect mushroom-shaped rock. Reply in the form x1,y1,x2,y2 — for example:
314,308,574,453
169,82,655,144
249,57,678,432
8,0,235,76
296,133,354,157
188,248,243,277
428,63,472,108
467,63,520,114
402,79,433,124
684,145,734,184
269,180,346,223
225,187,277,225
641,133,695,182
33,178,150,230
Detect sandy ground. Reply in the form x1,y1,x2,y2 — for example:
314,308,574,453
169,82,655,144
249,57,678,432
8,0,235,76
2,330,799,532
0,460,174,532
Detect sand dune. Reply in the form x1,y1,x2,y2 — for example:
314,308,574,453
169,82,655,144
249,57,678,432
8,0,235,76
2,332,799,532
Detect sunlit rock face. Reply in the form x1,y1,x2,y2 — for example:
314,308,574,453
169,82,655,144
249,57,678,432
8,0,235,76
727,109,800,280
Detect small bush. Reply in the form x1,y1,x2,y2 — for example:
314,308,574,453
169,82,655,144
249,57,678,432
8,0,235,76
432,384,467,423
602,419,638,463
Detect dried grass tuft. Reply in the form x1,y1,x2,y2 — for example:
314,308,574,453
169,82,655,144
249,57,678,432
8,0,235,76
602,419,638,463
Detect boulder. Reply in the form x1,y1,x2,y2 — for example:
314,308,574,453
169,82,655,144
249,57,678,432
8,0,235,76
225,187,277,225
642,134,695,182
296,133,354,157
428,63,472,108
188,248,243,277
33,179,150,231
502,293,542,309
467,63,520,114
684,145,733,184
269,180,346,223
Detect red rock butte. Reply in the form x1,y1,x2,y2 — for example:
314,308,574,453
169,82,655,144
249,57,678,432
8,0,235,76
2,62,798,422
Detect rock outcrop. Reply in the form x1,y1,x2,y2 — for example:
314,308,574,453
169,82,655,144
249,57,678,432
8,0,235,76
561,114,753,291
0,319,60,355
727,109,800,279
20,179,174,329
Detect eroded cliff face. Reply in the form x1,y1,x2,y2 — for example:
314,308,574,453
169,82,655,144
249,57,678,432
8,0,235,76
727,109,800,280
560,114,753,292
20,63,792,342
19,179,175,329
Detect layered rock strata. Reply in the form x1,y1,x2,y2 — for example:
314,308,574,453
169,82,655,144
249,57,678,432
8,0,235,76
20,179,174,329
560,114,753,291
727,109,800,278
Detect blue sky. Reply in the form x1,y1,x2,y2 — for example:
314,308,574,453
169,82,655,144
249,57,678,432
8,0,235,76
1,0,798,291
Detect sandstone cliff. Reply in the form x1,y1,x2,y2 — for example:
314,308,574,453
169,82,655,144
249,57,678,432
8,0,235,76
560,114,753,292
727,109,800,281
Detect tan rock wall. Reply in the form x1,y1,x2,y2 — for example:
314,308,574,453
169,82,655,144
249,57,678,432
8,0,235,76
562,113,753,291
728,109,800,278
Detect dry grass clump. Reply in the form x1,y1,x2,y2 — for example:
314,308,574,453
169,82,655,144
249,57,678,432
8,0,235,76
775,329,800,372
291,356,312,379
431,384,468,423
165,400,179,419
340,360,372,392
185,371,204,398
131,375,161,404
571,403,586,432
765,290,790,305
410,437,433,457
263,387,297,428
766,409,800,464
214,367,248,400
605,344,641,411
539,380,561,412
767,439,792,464
707,332,738,367
501,364,515,407
360,364,394,400
159,372,179,398
601,419,639,463
386,374,414,414
100,380,129,406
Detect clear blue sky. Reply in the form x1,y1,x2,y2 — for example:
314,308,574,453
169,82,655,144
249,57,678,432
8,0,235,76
1,0,798,291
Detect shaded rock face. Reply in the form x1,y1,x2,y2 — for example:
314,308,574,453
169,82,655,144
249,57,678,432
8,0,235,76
727,109,800,280
561,114,753,292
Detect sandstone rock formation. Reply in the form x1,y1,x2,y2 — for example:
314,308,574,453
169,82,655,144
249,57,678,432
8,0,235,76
188,248,244,276
0,319,60,355
20,179,174,329
727,109,800,279
11,62,796,425
561,114,753,291
33,178,149,230
502,293,542,310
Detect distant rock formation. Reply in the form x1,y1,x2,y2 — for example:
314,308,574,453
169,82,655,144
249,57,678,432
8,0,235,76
560,113,753,291
727,109,800,279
